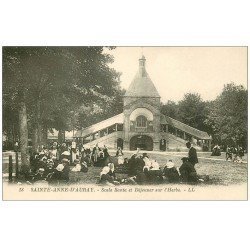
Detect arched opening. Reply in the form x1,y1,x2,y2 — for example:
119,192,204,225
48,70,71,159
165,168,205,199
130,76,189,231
136,115,147,128
130,135,153,151
130,108,153,121
160,139,166,151
117,138,124,149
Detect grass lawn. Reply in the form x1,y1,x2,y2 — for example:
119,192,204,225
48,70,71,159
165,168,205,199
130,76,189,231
2,151,247,186
69,151,248,186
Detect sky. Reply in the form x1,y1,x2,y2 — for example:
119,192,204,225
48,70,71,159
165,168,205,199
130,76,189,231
107,47,247,103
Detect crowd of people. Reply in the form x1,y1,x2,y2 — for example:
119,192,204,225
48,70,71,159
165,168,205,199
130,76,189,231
98,141,203,186
211,144,245,163
28,141,110,184
18,139,245,186
225,146,245,163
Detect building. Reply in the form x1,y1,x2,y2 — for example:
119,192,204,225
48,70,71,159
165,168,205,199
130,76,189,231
75,56,211,151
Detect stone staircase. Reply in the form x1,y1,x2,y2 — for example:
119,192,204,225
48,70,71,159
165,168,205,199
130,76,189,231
83,131,123,149
167,133,202,151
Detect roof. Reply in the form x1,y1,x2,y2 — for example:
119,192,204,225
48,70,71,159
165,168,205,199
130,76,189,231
164,115,211,140
75,113,124,138
125,56,160,98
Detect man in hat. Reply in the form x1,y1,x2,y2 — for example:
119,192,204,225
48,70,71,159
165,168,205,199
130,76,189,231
186,141,198,167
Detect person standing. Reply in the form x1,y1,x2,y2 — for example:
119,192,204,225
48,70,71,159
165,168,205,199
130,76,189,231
103,145,110,160
116,147,124,165
92,144,100,165
238,146,244,163
186,141,198,167
71,140,77,163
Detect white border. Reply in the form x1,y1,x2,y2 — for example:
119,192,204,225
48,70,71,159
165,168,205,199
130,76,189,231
1,1,250,250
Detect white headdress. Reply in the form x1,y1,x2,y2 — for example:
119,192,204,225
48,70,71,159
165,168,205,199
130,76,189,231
100,166,110,177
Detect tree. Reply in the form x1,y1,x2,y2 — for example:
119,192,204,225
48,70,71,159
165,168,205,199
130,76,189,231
3,47,70,156
161,100,179,120
205,83,247,148
3,46,122,170
178,93,207,131
3,47,33,171
77,88,125,129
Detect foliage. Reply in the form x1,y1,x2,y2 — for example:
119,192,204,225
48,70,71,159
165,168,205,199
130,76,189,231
161,85,247,148
205,83,247,147
161,93,211,132
2,46,123,153
3,46,122,128
161,100,179,119
178,93,208,131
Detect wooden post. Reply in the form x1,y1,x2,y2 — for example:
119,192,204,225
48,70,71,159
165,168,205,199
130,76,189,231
15,152,19,181
208,140,212,151
9,155,13,182
166,124,168,133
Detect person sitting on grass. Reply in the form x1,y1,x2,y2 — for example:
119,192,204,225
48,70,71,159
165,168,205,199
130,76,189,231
30,152,40,173
126,154,138,184
143,153,151,169
232,147,239,162
71,159,82,183
81,153,92,168
226,146,233,161
123,158,129,169
60,150,71,162
72,159,81,172
127,154,137,177
238,147,244,163
146,159,163,184
80,161,89,173
99,166,119,186
44,159,55,179
49,158,70,184
179,157,198,183
163,160,180,183
211,145,221,156
31,168,46,183
135,155,148,185
37,155,47,170
108,163,116,179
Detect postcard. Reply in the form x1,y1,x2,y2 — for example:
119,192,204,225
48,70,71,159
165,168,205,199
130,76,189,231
2,46,247,200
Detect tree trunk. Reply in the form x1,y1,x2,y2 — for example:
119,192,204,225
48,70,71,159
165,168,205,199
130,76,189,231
58,129,65,144
32,127,39,153
41,125,48,147
36,99,43,151
18,101,30,173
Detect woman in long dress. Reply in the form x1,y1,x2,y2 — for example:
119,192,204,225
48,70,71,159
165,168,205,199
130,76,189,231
92,144,100,163
116,147,124,165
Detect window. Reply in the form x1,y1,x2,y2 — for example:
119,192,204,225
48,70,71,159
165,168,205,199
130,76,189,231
136,115,147,128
